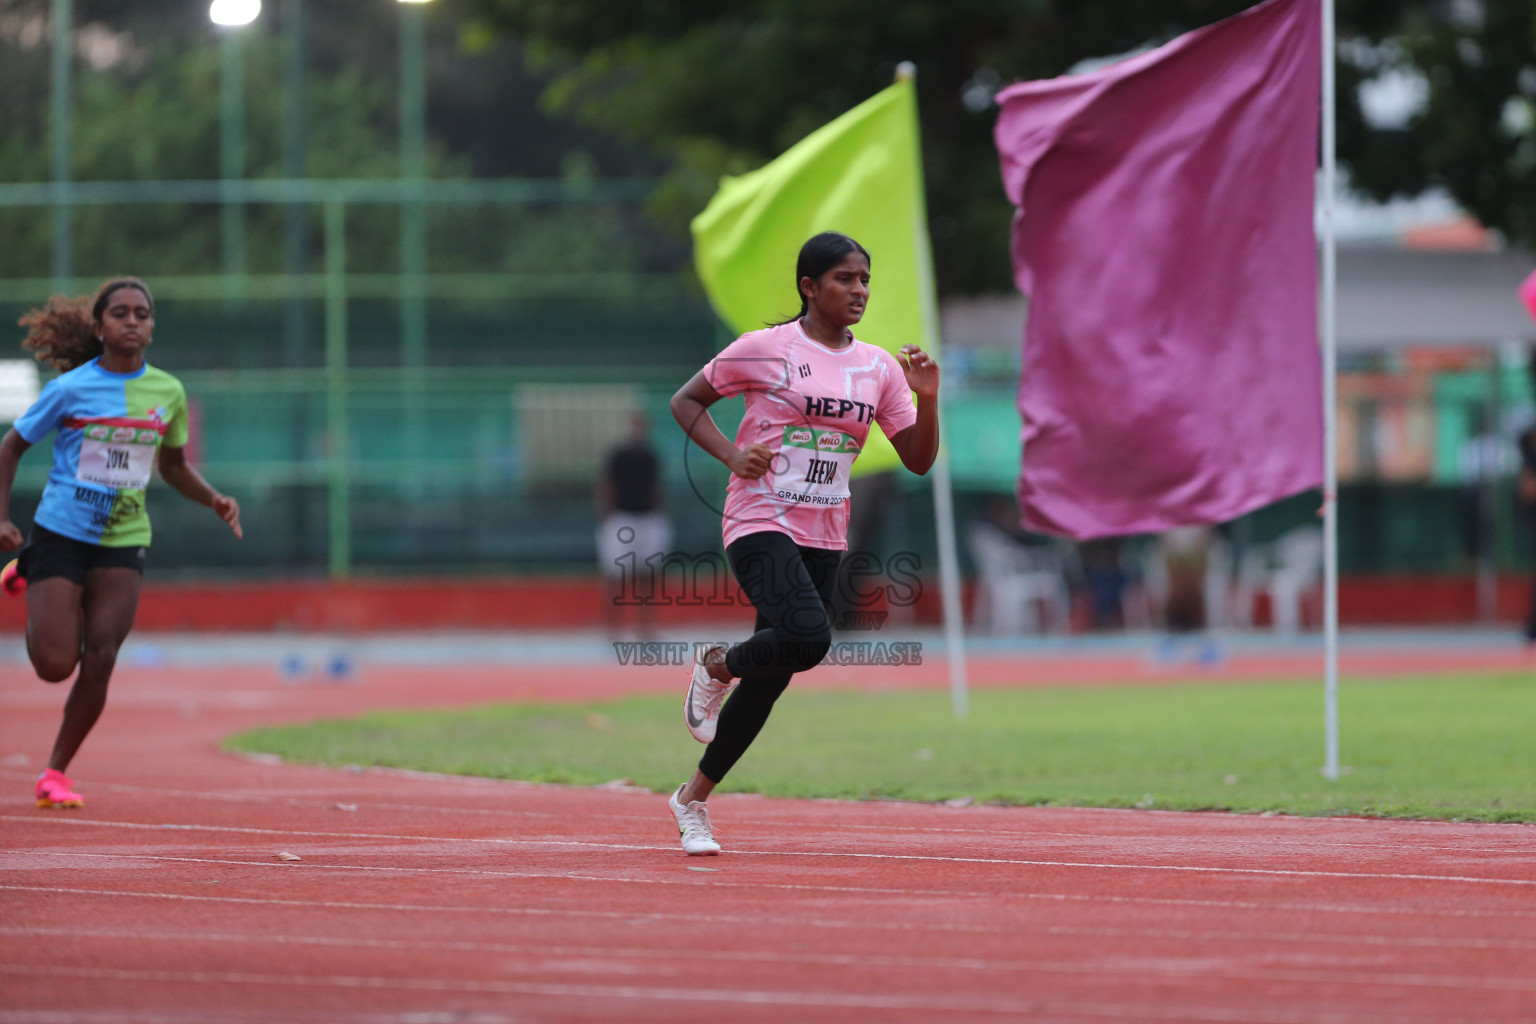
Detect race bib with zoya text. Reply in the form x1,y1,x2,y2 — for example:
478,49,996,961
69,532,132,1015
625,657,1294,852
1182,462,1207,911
76,423,160,490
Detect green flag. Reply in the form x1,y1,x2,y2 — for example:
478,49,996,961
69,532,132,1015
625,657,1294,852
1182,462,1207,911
690,75,939,475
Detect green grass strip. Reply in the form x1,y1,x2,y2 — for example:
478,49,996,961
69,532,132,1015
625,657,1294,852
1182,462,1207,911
225,672,1536,822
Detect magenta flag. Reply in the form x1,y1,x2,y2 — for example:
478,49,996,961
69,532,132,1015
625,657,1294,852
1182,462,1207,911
994,0,1323,539
1521,269,1536,326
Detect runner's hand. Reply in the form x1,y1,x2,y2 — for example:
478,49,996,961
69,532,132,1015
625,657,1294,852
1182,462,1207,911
212,494,243,539
0,520,20,552
730,443,773,480
897,344,939,400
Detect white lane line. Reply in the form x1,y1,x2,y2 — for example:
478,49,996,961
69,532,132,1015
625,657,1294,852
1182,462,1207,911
8,921,1536,962
3,769,1525,856
0,962,1516,1022
0,691,278,709
0,961,1086,1017
19,847,1536,922
6,881,1533,938
7,815,1534,888
0,1014,355,1024
10,849,938,900
0,883,1004,936
4,940,1533,1001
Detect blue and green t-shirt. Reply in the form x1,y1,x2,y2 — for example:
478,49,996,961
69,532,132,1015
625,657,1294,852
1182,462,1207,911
14,359,189,548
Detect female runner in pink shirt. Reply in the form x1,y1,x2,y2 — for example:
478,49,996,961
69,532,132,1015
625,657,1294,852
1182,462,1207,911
666,232,939,854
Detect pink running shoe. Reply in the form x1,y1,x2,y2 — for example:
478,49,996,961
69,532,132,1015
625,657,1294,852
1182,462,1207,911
1,559,24,597
36,769,83,809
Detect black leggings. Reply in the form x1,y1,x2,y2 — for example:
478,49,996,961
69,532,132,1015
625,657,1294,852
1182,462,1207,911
697,531,840,784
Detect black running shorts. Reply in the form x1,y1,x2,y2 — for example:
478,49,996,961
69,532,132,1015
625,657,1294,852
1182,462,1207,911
16,523,147,585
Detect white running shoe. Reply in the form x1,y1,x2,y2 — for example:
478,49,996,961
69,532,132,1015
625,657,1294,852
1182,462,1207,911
684,642,732,744
669,786,721,855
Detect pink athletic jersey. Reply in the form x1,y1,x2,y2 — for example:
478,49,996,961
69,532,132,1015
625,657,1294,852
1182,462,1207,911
702,319,918,551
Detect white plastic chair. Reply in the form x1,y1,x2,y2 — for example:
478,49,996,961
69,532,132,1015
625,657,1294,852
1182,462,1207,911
1268,526,1324,634
966,523,1071,635
1232,525,1324,633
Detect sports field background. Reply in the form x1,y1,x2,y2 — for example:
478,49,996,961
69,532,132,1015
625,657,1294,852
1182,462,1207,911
6,624,1515,825
228,669,1536,823
5,7,1536,1023
0,0,1531,834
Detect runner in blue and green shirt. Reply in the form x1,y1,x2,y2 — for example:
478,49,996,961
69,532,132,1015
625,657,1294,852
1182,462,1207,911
0,278,242,810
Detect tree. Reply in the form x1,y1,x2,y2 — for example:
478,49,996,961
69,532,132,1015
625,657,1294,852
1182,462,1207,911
0,2,655,281
0,5,445,279
1337,0,1535,249
467,0,1536,294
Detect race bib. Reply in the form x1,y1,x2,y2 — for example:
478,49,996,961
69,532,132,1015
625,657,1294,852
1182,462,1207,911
77,424,158,490
773,426,859,507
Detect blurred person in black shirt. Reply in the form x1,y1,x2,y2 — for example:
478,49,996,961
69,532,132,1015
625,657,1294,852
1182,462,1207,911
1517,350,1536,643
597,412,671,637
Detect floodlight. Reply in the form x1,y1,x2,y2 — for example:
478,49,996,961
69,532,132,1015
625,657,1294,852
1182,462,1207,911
210,0,261,26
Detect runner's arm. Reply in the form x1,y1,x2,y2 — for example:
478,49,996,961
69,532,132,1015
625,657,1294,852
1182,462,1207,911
157,445,242,538
0,429,32,550
889,409,938,476
889,345,939,475
670,372,771,480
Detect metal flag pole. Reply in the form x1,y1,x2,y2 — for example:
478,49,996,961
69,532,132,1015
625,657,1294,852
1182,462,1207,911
50,0,73,292
1320,0,1341,781
932,452,969,719
896,61,969,720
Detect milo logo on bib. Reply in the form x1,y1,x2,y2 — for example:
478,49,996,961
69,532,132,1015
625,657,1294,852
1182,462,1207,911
816,432,861,454
776,425,860,506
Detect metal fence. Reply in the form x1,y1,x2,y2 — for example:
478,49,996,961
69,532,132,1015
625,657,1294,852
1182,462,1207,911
1,179,1532,581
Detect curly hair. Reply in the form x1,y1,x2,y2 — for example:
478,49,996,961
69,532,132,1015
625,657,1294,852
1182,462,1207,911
19,277,153,372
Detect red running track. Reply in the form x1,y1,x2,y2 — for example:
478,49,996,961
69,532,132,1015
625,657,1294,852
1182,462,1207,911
2,651,1535,1023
